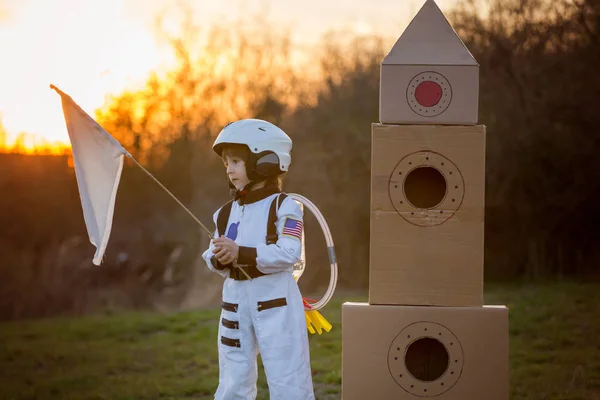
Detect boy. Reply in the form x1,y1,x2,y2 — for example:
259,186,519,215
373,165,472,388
202,119,315,400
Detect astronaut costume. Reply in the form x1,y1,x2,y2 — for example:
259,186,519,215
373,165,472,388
202,119,315,400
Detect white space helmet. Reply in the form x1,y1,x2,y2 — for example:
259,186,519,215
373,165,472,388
213,119,292,181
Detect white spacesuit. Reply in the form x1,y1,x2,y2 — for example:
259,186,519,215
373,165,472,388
202,119,315,400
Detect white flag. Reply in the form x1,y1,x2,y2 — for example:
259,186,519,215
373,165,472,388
52,85,129,265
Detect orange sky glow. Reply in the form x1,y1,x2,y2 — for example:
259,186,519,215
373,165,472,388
0,0,457,153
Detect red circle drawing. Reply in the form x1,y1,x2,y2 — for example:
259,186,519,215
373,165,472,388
415,81,442,107
406,71,452,117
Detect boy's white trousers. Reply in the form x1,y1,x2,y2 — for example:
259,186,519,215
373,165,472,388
214,270,315,400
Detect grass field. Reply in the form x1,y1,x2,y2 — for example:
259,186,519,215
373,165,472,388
1,282,599,399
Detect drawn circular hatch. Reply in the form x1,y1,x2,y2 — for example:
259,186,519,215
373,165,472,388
406,71,452,117
388,150,465,227
387,322,465,397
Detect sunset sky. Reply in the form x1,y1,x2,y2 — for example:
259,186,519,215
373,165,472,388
0,0,457,150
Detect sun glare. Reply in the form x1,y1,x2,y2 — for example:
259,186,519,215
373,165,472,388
0,0,164,151
0,0,456,154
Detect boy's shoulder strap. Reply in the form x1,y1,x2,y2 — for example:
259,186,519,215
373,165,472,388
216,200,234,237
266,193,288,245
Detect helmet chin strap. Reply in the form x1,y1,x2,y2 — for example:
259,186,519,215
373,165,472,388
230,180,257,201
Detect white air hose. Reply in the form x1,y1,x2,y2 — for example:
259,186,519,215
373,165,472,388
288,193,338,311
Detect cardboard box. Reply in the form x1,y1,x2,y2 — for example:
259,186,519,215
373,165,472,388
341,302,509,400
369,123,485,306
380,0,479,125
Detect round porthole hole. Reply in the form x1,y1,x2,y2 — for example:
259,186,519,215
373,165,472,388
404,167,446,209
405,338,449,382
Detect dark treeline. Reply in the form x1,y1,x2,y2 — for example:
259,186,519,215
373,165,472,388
0,0,598,320
452,0,600,279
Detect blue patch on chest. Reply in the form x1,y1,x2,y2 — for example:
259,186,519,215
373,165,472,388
226,222,240,241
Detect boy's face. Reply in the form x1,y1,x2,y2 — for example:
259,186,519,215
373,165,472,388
224,154,250,191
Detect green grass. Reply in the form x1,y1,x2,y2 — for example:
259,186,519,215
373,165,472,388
1,282,599,399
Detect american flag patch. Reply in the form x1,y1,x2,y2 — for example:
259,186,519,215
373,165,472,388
282,217,303,240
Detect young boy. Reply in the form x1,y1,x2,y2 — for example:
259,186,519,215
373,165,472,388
202,119,315,400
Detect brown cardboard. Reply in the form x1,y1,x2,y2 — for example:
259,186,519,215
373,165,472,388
369,123,485,306
341,302,509,400
380,0,479,125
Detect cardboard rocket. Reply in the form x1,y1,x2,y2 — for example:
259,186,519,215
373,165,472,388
341,1,509,399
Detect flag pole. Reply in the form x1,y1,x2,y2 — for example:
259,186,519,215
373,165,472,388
127,157,252,279
128,156,252,280
126,155,214,238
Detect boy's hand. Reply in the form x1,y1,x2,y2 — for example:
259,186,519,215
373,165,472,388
213,236,239,265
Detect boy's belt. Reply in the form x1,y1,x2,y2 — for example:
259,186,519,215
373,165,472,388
229,264,267,280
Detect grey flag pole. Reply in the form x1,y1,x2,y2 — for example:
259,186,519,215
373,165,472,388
125,155,214,238
127,155,252,281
